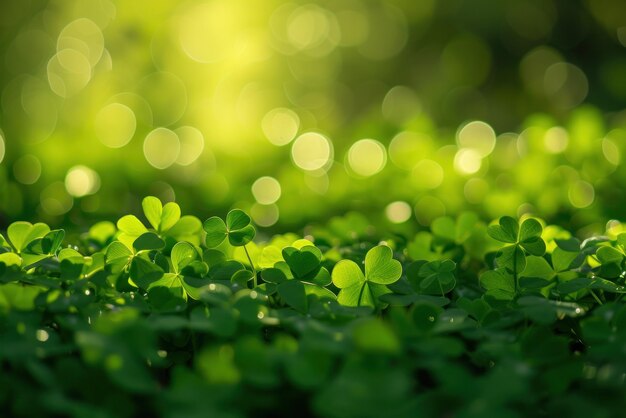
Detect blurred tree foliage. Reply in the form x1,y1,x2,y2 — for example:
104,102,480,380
0,0,624,235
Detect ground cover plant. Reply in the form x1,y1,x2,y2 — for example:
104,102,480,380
2,196,626,418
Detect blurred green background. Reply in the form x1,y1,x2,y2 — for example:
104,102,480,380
0,0,625,235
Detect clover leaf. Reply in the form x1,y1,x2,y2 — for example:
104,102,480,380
480,268,516,301
431,212,479,244
203,209,256,248
488,216,546,256
117,196,202,249
408,259,456,296
6,222,50,254
282,246,331,286
551,237,584,273
142,196,181,233
146,241,208,301
21,229,66,267
332,245,401,308
594,237,625,279
487,216,546,293
261,245,335,312
204,209,257,285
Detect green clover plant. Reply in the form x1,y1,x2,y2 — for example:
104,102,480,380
117,196,202,249
261,244,335,313
331,245,401,308
487,216,546,294
203,209,257,285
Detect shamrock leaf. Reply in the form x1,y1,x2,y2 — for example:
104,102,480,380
551,238,584,273
431,212,479,244
488,216,546,256
488,217,546,294
332,245,401,308
262,246,335,312
406,232,441,262
203,209,256,248
282,246,331,286
117,196,201,249
21,229,66,267
487,216,519,243
133,232,165,252
480,269,515,301
518,256,555,290
408,259,456,296
142,196,181,233
146,242,207,301
594,238,625,279
6,222,50,254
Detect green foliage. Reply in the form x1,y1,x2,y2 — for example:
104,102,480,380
203,209,256,248
332,245,401,308
2,201,626,417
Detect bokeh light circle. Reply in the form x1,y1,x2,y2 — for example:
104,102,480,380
543,127,568,153
143,128,181,169
291,132,333,171
457,121,496,157
262,108,300,146
47,48,92,97
348,139,387,177
251,176,282,205
386,201,412,223
40,182,73,216
57,18,104,66
454,149,482,175
65,165,101,197
175,126,205,166
95,103,137,148
568,181,595,208
0,133,5,164
13,155,42,185
250,203,279,227
389,131,433,170
411,159,444,189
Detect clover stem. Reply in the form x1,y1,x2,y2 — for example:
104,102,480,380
589,289,603,305
357,282,367,307
243,244,257,287
512,246,518,295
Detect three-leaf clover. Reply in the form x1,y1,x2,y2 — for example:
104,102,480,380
408,259,456,296
204,209,257,284
488,216,546,287
261,245,335,312
331,245,401,308
105,231,166,289
594,233,626,279
117,196,202,249
203,209,256,248
145,241,208,303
